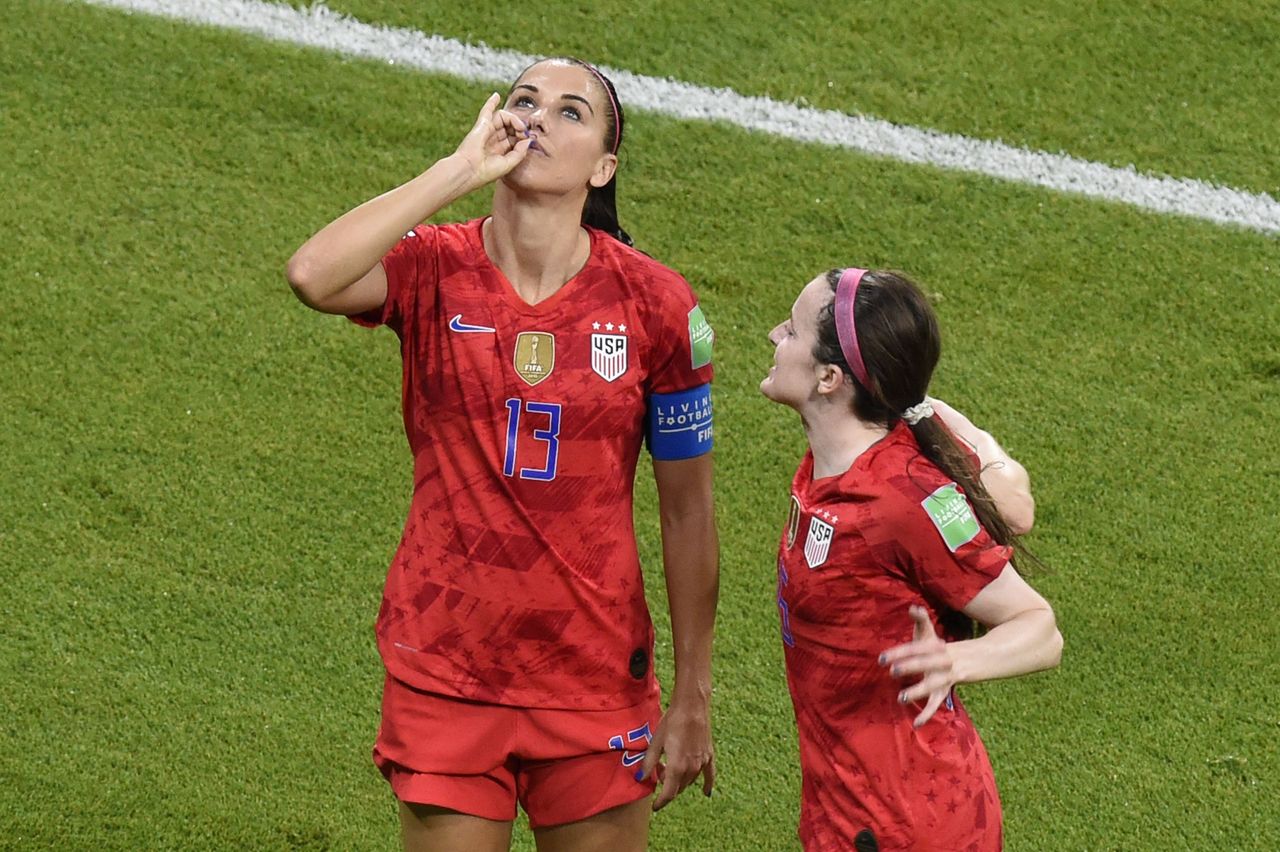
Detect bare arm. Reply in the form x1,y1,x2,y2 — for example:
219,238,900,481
639,453,719,810
881,565,1063,726
928,397,1035,534
285,93,531,315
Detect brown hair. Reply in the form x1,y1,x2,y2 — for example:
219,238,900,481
813,269,1040,573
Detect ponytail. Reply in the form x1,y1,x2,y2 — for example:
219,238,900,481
583,176,633,246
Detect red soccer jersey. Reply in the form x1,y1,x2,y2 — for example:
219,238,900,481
352,218,713,710
775,423,1012,851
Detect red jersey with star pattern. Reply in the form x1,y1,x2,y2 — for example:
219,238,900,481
351,218,713,710
776,423,1012,851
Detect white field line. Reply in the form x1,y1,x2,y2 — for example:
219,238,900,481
81,0,1280,234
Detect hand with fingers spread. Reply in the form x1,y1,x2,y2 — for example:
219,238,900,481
453,92,534,190
638,697,716,812
880,605,958,728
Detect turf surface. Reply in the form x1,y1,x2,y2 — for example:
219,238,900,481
1,1,1277,849
330,0,1280,196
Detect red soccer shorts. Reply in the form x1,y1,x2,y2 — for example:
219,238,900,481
373,673,661,829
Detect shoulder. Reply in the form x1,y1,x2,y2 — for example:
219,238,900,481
393,218,482,257
860,431,954,535
422,219,482,253
590,231,698,303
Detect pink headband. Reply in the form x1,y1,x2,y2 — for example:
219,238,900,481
581,62,621,155
834,267,871,389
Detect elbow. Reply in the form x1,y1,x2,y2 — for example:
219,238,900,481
285,252,325,310
1005,492,1036,536
1044,622,1063,670
1044,626,1064,665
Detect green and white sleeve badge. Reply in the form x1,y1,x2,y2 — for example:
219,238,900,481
921,483,981,552
688,305,714,369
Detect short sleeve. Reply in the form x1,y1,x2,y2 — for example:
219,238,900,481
347,226,436,334
646,276,714,394
880,482,1011,613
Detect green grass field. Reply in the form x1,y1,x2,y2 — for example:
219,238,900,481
2,0,1277,848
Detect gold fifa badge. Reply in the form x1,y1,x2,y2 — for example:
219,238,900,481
786,495,801,549
514,331,555,386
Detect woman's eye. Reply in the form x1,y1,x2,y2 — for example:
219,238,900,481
562,106,581,121
513,96,535,108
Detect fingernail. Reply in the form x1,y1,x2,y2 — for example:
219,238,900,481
891,665,900,676
899,692,908,704
634,770,645,782
878,653,887,665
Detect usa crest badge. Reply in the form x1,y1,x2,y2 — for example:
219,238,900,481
514,332,555,386
591,333,628,382
804,515,834,568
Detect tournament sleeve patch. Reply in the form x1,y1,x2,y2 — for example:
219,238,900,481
646,384,713,460
687,305,714,369
921,483,981,552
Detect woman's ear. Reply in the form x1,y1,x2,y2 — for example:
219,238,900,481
814,363,847,397
588,153,618,189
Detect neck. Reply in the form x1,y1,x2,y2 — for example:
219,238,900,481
486,184,591,305
801,401,890,479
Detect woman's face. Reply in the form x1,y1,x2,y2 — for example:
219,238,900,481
502,61,617,195
760,275,832,408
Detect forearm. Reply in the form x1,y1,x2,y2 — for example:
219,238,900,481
287,154,477,300
659,508,719,703
950,607,1062,685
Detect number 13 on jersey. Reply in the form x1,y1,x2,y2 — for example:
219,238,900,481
503,398,562,481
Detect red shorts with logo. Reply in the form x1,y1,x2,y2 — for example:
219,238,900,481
373,673,661,829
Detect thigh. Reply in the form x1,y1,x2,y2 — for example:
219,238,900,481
400,802,514,852
531,797,650,852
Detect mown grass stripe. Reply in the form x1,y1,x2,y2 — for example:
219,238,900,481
79,0,1280,235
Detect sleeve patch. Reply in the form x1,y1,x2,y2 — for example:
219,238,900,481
921,484,981,552
687,305,714,369
647,384,713,460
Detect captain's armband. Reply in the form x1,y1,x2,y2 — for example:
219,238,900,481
646,384,713,460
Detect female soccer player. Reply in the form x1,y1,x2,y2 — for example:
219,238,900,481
287,59,717,852
761,268,1062,851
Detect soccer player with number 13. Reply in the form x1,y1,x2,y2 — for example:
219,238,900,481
287,58,717,852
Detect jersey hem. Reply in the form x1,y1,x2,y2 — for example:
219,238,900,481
381,652,662,712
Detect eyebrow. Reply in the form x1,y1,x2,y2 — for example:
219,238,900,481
513,83,596,115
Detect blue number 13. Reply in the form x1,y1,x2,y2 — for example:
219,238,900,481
503,399,562,481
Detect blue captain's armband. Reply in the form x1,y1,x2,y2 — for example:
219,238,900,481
646,384,714,460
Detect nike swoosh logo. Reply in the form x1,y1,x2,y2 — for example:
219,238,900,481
449,314,496,333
